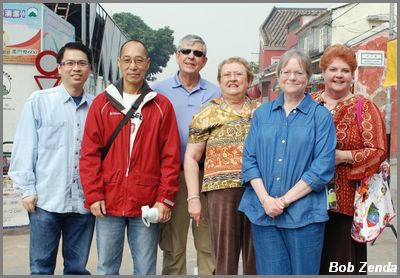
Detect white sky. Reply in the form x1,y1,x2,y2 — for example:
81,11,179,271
100,3,334,85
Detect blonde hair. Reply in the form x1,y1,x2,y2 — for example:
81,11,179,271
217,57,254,83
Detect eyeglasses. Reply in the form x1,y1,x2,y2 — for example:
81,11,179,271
280,70,306,79
179,48,205,58
120,56,148,67
60,60,90,67
221,71,246,79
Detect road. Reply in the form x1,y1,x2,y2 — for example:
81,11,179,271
2,159,397,275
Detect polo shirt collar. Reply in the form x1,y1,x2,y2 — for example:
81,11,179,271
172,71,205,92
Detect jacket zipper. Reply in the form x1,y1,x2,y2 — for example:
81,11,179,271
122,123,132,216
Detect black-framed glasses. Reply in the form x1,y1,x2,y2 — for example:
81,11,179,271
120,56,148,67
179,48,205,57
60,60,90,67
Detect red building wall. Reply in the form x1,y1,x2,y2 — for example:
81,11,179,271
351,34,397,158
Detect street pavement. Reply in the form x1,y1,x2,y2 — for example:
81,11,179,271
2,159,398,275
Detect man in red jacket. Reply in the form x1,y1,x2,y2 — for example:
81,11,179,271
80,39,180,275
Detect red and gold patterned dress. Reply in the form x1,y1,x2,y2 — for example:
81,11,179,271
312,91,387,216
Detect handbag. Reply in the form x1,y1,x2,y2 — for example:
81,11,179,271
350,96,396,243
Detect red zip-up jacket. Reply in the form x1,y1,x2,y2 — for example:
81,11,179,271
80,79,180,217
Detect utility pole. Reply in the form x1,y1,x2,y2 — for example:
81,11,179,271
373,2,398,245
385,2,394,160
81,3,87,45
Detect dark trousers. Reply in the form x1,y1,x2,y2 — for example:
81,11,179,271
206,187,256,275
320,211,367,275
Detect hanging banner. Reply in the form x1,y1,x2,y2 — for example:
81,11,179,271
42,5,75,52
383,39,397,87
3,3,42,64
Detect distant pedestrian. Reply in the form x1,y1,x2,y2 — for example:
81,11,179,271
152,34,220,275
79,39,180,275
185,57,258,275
239,49,336,274
8,42,95,275
313,44,387,275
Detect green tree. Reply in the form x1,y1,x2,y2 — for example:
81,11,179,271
113,12,176,81
249,61,259,75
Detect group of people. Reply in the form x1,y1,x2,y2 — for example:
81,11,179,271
9,33,387,275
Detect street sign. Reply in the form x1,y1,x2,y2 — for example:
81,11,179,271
34,50,60,89
357,50,385,67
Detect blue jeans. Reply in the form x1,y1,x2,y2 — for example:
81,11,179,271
96,215,159,275
251,222,325,275
28,207,95,274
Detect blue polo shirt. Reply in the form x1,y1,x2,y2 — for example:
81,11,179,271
152,72,221,163
239,93,336,228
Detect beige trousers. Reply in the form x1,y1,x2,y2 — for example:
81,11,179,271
159,171,214,275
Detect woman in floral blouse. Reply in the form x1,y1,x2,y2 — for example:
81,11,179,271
184,57,258,275
312,44,387,275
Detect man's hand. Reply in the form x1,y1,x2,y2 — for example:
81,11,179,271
153,202,171,223
90,200,106,217
22,195,38,213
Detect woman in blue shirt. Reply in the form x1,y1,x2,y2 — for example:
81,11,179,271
239,49,336,275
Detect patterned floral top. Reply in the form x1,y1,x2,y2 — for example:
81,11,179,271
312,91,387,216
188,97,260,192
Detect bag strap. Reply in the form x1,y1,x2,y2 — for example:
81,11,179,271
100,91,149,160
356,95,364,129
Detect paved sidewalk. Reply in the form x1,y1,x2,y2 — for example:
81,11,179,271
2,160,398,275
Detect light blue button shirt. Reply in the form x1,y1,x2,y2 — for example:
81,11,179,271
152,71,221,163
8,84,94,214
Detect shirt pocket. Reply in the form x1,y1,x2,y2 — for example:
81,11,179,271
38,122,67,149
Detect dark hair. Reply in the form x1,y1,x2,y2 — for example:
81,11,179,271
57,42,92,65
119,39,149,57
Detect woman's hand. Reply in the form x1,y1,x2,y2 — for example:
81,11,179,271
261,195,284,218
335,149,353,165
188,198,202,227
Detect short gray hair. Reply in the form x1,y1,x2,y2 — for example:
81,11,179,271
275,49,312,79
177,34,207,56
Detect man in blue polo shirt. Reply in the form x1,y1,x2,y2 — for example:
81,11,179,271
152,34,220,275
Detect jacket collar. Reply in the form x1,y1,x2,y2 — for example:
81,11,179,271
105,78,153,111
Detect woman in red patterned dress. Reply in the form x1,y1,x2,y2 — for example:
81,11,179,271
312,44,387,275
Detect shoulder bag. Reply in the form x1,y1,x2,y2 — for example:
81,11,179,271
351,96,396,243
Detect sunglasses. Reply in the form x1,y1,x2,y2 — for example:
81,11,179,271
179,48,205,57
